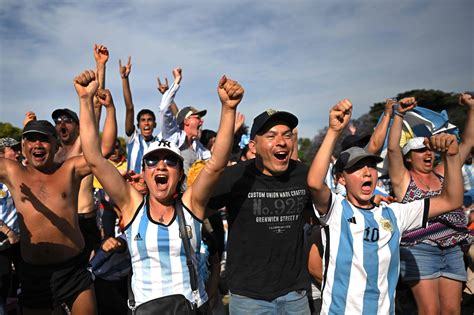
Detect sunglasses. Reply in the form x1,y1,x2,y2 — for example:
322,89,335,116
54,116,74,124
144,155,180,168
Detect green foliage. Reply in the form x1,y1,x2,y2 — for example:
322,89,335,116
0,122,22,140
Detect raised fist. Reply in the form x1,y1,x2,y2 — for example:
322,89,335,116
397,97,416,114
73,70,98,99
172,67,182,84
217,75,244,109
459,92,474,109
96,88,114,108
425,133,459,156
329,99,352,132
94,44,109,64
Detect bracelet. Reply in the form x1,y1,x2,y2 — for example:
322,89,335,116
6,229,12,235
393,111,405,118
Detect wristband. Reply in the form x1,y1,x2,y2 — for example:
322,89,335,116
393,111,405,118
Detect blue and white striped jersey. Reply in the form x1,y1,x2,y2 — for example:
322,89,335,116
126,129,156,174
0,183,19,234
317,192,428,315
124,197,208,307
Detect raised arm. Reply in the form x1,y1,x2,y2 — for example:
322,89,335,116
76,70,138,222
458,92,474,163
23,111,37,127
96,88,117,158
183,76,244,219
158,68,182,140
93,44,109,124
387,97,416,199
119,56,135,136
307,99,352,215
366,98,395,154
427,133,463,217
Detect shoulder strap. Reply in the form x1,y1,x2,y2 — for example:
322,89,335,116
176,199,198,292
127,198,199,310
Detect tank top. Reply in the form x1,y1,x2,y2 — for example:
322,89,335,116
124,196,208,307
400,173,470,247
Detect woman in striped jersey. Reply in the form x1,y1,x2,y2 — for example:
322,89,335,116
75,69,244,313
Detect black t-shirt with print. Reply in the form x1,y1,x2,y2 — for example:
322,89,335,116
208,159,312,301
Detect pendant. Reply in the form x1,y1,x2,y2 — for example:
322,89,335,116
159,215,164,223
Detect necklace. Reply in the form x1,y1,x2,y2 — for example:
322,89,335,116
158,215,164,223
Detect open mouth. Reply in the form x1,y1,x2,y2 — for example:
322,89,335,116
143,126,151,131
274,151,288,161
154,174,168,185
59,127,68,137
32,151,46,159
361,180,372,193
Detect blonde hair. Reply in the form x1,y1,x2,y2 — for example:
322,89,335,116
187,160,207,187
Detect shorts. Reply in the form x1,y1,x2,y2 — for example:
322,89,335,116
19,251,93,309
400,242,466,282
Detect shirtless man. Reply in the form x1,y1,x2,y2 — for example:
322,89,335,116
0,120,96,314
51,44,116,257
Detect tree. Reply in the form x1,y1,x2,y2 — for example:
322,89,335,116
0,122,22,140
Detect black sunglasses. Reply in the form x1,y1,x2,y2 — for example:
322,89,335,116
54,116,74,124
144,155,180,168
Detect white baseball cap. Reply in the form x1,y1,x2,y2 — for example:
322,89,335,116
402,137,426,156
143,139,183,161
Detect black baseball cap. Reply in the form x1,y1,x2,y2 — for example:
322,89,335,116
52,108,79,124
176,106,207,125
250,109,298,139
23,120,57,138
334,147,383,174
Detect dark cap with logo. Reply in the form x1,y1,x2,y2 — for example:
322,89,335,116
22,120,57,138
176,106,207,125
334,146,383,174
250,109,298,139
52,108,79,124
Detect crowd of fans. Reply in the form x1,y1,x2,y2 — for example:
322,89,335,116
0,44,473,315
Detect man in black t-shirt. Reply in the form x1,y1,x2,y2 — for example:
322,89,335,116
209,109,312,314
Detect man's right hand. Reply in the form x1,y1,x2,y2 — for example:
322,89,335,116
96,89,114,108
23,111,37,127
119,56,132,78
328,99,352,133
73,70,98,99
172,67,182,85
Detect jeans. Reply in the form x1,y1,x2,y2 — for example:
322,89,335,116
230,290,310,315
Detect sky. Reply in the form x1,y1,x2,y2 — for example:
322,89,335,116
0,0,473,139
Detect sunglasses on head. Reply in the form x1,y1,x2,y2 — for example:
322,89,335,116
54,116,74,124
144,154,180,168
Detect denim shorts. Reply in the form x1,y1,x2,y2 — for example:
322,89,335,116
399,242,466,282
229,290,309,315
